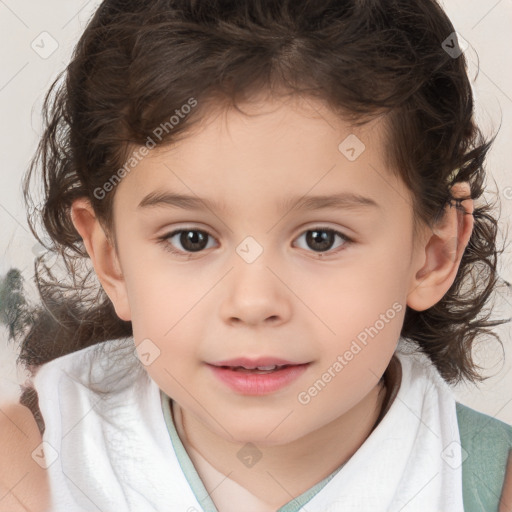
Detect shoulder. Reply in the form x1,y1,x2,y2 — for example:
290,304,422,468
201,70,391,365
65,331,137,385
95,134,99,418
455,402,512,512
0,401,50,512
456,401,512,450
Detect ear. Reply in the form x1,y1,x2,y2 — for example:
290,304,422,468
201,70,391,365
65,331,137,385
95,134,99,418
407,182,474,312
70,198,131,321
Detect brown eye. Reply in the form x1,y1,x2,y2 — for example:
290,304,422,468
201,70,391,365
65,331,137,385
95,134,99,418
178,230,209,251
294,227,352,254
159,229,216,254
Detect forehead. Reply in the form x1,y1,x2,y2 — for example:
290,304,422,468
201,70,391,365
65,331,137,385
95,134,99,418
113,95,410,219
173,93,389,159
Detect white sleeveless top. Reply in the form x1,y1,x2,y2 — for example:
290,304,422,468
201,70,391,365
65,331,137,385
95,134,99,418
31,336,465,511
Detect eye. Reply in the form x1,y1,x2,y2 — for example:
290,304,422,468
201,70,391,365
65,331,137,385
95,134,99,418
293,227,352,254
157,226,353,257
157,228,217,255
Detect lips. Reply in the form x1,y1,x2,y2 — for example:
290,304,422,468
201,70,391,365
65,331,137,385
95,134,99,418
207,357,311,395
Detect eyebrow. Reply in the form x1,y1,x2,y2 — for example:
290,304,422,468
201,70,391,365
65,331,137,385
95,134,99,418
137,191,381,213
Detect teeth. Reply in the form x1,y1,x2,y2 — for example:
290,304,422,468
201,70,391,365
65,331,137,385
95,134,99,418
228,364,286,372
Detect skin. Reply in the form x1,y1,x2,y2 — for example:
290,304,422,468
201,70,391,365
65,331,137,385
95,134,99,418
69,93,477,509
0,402,50,512
501,452,512,512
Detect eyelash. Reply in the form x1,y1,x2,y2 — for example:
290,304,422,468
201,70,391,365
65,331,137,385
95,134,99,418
156,226,354,258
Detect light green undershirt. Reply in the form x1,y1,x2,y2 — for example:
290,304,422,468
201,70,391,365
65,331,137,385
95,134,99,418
160,390,345,512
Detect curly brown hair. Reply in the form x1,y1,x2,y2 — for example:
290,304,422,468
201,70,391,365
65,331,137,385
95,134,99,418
17,0,510,387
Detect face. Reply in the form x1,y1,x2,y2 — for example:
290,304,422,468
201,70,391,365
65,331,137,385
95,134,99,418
108,95,426,446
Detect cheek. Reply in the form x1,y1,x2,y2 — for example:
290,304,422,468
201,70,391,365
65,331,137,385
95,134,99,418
121,255,191,330
305,263,406,331
301,255,408,369
124,266,203,365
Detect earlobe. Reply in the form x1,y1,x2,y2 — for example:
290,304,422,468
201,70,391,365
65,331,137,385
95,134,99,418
407,182,474,312
70,198,132,321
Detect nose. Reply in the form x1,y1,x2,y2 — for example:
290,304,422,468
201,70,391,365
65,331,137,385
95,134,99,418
219,254,292,328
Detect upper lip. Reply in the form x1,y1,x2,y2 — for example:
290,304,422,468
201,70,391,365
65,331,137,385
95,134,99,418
208,357,309,368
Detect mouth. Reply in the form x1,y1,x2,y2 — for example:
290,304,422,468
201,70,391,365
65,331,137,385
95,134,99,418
206,358,311,395
211,363,304,374
209,356,308,369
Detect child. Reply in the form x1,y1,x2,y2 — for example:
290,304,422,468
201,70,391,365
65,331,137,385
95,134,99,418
7,0,512,510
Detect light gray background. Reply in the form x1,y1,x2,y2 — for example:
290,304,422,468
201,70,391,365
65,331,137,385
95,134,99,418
1,1,511,423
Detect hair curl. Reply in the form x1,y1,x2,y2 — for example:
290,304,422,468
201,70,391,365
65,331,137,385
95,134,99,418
16,0,511,389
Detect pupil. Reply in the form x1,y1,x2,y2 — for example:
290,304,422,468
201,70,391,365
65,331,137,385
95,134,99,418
181,231,207,251
178,229,335,253
307,230,334,252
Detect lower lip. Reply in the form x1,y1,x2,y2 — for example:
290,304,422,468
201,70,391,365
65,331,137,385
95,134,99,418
207,364,310,395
